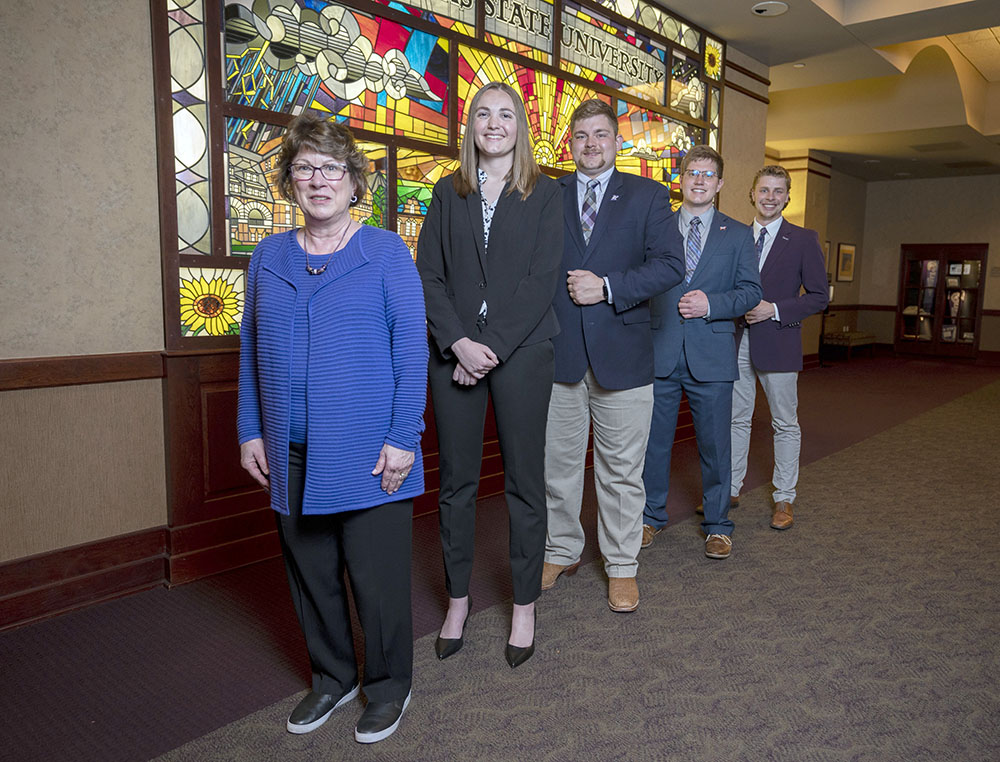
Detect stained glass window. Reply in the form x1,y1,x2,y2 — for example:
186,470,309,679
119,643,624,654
225,118,293,254
587,0,699,52
704,37,723,81
617,100,698,207
396,150,460,257
373,0,476,34
708,87,720,150
179,267,245,336
670,49,705,120
224,0,450,145
485,0,554,65
170,0,212,255
157,0,724,343
355,143,389,230
561,1,667,105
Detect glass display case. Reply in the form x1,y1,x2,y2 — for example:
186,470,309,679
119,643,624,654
896,245,986,358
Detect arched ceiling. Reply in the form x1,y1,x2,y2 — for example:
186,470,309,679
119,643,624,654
658,0,1000,179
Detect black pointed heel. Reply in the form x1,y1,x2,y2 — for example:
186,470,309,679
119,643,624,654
435,601,471,660
505,607,537,668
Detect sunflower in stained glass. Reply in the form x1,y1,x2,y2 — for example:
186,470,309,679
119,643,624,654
704,39,723,80
179,270,244,336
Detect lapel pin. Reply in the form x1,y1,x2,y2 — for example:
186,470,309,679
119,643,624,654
611,195,619,201
719,225,727,230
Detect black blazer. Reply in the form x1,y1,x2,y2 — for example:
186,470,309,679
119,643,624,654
553,170,683,390
417,173,563,362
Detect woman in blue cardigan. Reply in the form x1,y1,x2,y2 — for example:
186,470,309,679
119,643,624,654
237,113,427,744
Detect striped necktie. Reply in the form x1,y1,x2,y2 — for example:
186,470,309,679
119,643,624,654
756,227,768,263
685,216,702,283
581,179,599,244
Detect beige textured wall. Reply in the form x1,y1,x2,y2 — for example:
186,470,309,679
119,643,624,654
863,174,1000,350
0,0,163,359
0,2,169,565
0,380,167,562
718,83,767,224
827,169,868,314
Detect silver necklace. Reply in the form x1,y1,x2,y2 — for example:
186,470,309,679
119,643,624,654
304,222,352,276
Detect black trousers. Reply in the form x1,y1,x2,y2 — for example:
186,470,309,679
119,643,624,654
428,340,554,605
276,442,412,702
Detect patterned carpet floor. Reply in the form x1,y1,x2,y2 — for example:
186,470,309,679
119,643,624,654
154,379,1000,762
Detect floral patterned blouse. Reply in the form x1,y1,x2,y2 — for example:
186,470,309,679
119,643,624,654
475,167,497,323
477,167,498,251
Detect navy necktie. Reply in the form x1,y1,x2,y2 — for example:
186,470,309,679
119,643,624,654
756,227,768,263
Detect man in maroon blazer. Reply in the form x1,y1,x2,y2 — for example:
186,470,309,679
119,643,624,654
731,165,828,530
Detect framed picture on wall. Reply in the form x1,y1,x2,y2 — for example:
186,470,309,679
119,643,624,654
837,243,856,282
824,240,831,273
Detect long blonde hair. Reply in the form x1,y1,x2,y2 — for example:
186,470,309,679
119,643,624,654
453,81,540,200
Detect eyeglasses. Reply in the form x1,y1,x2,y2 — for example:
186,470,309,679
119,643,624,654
684,169,719,179
290,163,348,181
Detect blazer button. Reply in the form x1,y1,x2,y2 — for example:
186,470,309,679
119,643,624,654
478,281,486,289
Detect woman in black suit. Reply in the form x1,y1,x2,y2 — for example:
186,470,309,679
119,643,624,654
417,82,562,668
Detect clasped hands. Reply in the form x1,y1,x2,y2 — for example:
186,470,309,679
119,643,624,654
451,336,498,386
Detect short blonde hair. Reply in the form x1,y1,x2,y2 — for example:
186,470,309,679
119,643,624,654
453,82,540,200
748,165,791,205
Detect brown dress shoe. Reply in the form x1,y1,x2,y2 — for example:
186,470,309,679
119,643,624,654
705,533,732,559
640,524,661,548
541,560,580,591
696,496,738,515
608,577,639,612
771,501,794,530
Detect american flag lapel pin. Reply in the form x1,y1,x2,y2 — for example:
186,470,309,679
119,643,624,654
611,195,619,201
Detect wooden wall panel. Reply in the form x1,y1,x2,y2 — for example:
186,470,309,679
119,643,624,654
163,352,277,584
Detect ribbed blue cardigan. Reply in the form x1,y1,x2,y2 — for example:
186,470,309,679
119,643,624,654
237,226,428,515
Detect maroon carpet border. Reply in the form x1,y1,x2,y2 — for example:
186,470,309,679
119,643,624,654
0,528,167,631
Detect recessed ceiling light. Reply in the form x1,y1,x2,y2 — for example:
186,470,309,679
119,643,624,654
792,62,806,68
751,1,789,17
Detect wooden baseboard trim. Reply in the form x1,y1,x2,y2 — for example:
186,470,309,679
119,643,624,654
0,351,164,391
0,528,167,631
167,531,282,586
826,304,896,312
975,350,1000,366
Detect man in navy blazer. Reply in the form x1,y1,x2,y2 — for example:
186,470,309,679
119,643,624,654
542,99,683,612
731,165,828,531
641,145,761,560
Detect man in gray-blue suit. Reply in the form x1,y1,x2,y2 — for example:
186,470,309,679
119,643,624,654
542,99,683,612
641,145,761,560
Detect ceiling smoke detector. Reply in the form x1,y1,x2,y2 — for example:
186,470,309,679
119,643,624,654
751,1,789,16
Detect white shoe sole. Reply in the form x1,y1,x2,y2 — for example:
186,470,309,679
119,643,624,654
354,691,411,744
286,684,360,734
